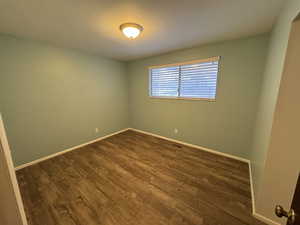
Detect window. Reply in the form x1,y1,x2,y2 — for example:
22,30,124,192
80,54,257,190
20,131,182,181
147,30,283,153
149,56,220,100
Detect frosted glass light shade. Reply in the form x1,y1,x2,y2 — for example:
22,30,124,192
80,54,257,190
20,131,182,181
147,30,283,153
120,23,143,39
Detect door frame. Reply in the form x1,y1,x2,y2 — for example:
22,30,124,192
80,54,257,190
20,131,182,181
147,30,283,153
0,113,28,225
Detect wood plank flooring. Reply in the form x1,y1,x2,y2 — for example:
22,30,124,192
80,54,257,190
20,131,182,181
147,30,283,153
16,130,266,225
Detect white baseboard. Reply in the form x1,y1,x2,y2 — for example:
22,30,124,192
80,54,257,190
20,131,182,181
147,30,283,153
253,213,281,225
15,128,130,171
128,128,250,164
248,162,256,214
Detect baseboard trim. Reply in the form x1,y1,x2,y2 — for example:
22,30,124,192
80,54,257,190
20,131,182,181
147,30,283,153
253,213,281,225
128,128,250,164
15,128,130,171
248,162,256,214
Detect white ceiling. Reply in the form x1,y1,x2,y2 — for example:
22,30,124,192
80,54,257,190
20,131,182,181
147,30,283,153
0,0,284,61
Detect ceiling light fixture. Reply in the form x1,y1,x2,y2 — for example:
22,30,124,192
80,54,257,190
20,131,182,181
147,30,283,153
120,23,143,39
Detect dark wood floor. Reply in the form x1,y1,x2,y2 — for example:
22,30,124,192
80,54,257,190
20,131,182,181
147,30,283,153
16,130,266,225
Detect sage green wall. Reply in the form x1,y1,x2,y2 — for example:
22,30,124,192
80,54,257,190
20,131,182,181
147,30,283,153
250,0,300,220
0,34,129,166
128,34,269,159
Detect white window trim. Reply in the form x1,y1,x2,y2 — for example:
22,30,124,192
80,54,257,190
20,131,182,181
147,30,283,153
148,56,220,101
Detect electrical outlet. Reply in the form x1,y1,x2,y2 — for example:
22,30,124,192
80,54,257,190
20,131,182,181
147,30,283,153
95,128,99,133
174,128,178,134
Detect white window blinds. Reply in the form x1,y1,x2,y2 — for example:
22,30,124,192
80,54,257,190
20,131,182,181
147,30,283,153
150,57,220,100
150,66,179,97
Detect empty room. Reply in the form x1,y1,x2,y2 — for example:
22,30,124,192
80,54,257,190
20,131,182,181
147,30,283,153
0,0,300,225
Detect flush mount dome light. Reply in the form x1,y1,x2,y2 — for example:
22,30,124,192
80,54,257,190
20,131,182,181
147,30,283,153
120,23,143,39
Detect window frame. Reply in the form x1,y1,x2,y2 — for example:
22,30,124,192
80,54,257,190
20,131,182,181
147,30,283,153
148,56,221,101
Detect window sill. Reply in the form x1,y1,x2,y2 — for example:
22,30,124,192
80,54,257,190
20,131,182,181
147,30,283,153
149,96,216,102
